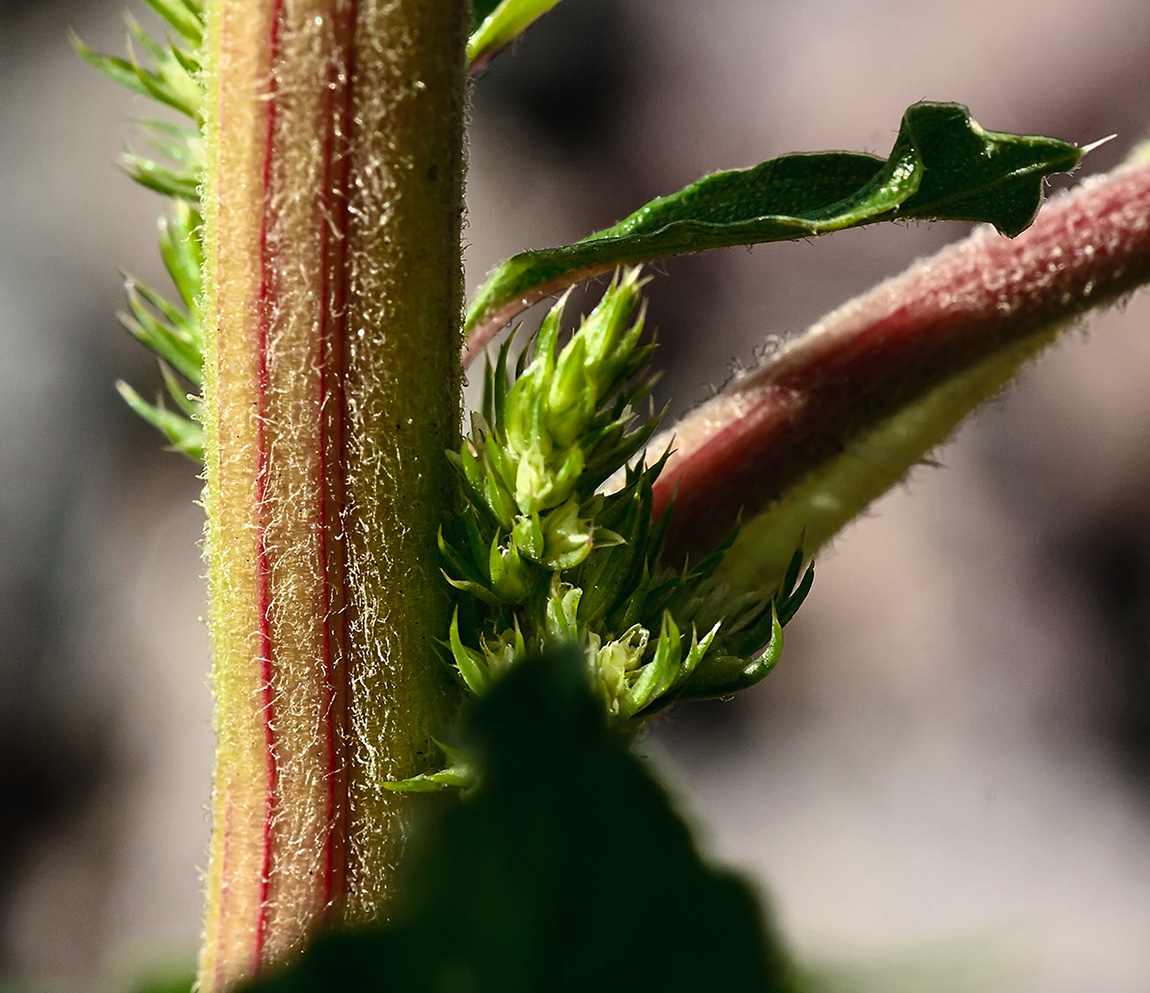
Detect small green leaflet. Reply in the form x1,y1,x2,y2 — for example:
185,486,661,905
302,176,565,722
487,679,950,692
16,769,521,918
463,102,1082,363
469,0,564,69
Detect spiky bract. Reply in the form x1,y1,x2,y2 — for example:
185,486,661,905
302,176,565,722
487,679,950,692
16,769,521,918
76,0,205,457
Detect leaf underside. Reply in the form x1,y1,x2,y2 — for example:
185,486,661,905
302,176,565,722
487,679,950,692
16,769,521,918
464,102,1082,350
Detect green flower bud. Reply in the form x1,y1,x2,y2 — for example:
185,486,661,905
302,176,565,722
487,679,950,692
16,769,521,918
545,335,595,448
514,443,583,514
595,624,650,715
540,497,594,570
489,533,532,602
544,577,582,643
511,512,544,561
450,608,491,695
480,621,526,677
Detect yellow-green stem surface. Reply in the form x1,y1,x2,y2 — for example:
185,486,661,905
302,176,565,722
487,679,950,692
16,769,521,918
199,1,466,988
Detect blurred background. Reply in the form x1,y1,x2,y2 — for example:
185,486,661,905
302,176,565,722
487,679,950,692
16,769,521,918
2,0,1150,989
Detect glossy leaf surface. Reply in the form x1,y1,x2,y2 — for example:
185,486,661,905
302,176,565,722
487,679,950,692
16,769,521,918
464,102,1081,359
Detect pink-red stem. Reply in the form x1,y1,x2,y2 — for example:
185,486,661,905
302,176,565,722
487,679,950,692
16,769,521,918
650,162,1150,566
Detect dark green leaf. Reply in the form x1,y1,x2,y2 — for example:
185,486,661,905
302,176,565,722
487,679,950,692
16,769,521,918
464,102,1081,353
777,562,815,626
245,647,796,993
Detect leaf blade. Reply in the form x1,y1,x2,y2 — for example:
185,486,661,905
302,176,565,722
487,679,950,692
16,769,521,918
463,103,1081,363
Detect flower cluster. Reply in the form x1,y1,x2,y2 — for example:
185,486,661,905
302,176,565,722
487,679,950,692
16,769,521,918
438,270,813,733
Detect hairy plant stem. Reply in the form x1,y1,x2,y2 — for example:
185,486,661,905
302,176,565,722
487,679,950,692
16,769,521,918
198,1,467,988
651,161,1150,588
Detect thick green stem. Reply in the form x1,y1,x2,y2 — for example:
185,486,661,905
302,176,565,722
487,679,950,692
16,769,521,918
199,1,467,988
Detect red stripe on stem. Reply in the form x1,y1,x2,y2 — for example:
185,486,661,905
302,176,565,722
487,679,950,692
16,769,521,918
315,0,357,913
252,0,285,968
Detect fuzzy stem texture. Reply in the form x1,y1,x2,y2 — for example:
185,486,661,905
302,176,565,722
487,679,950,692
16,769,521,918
198,1,467,988
652,161,1150,587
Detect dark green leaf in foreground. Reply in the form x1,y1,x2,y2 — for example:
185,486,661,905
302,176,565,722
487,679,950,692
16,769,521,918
463,102,1081,353
246,647,795,993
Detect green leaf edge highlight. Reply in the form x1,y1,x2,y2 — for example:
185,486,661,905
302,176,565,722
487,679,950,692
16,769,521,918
467,0,563,68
